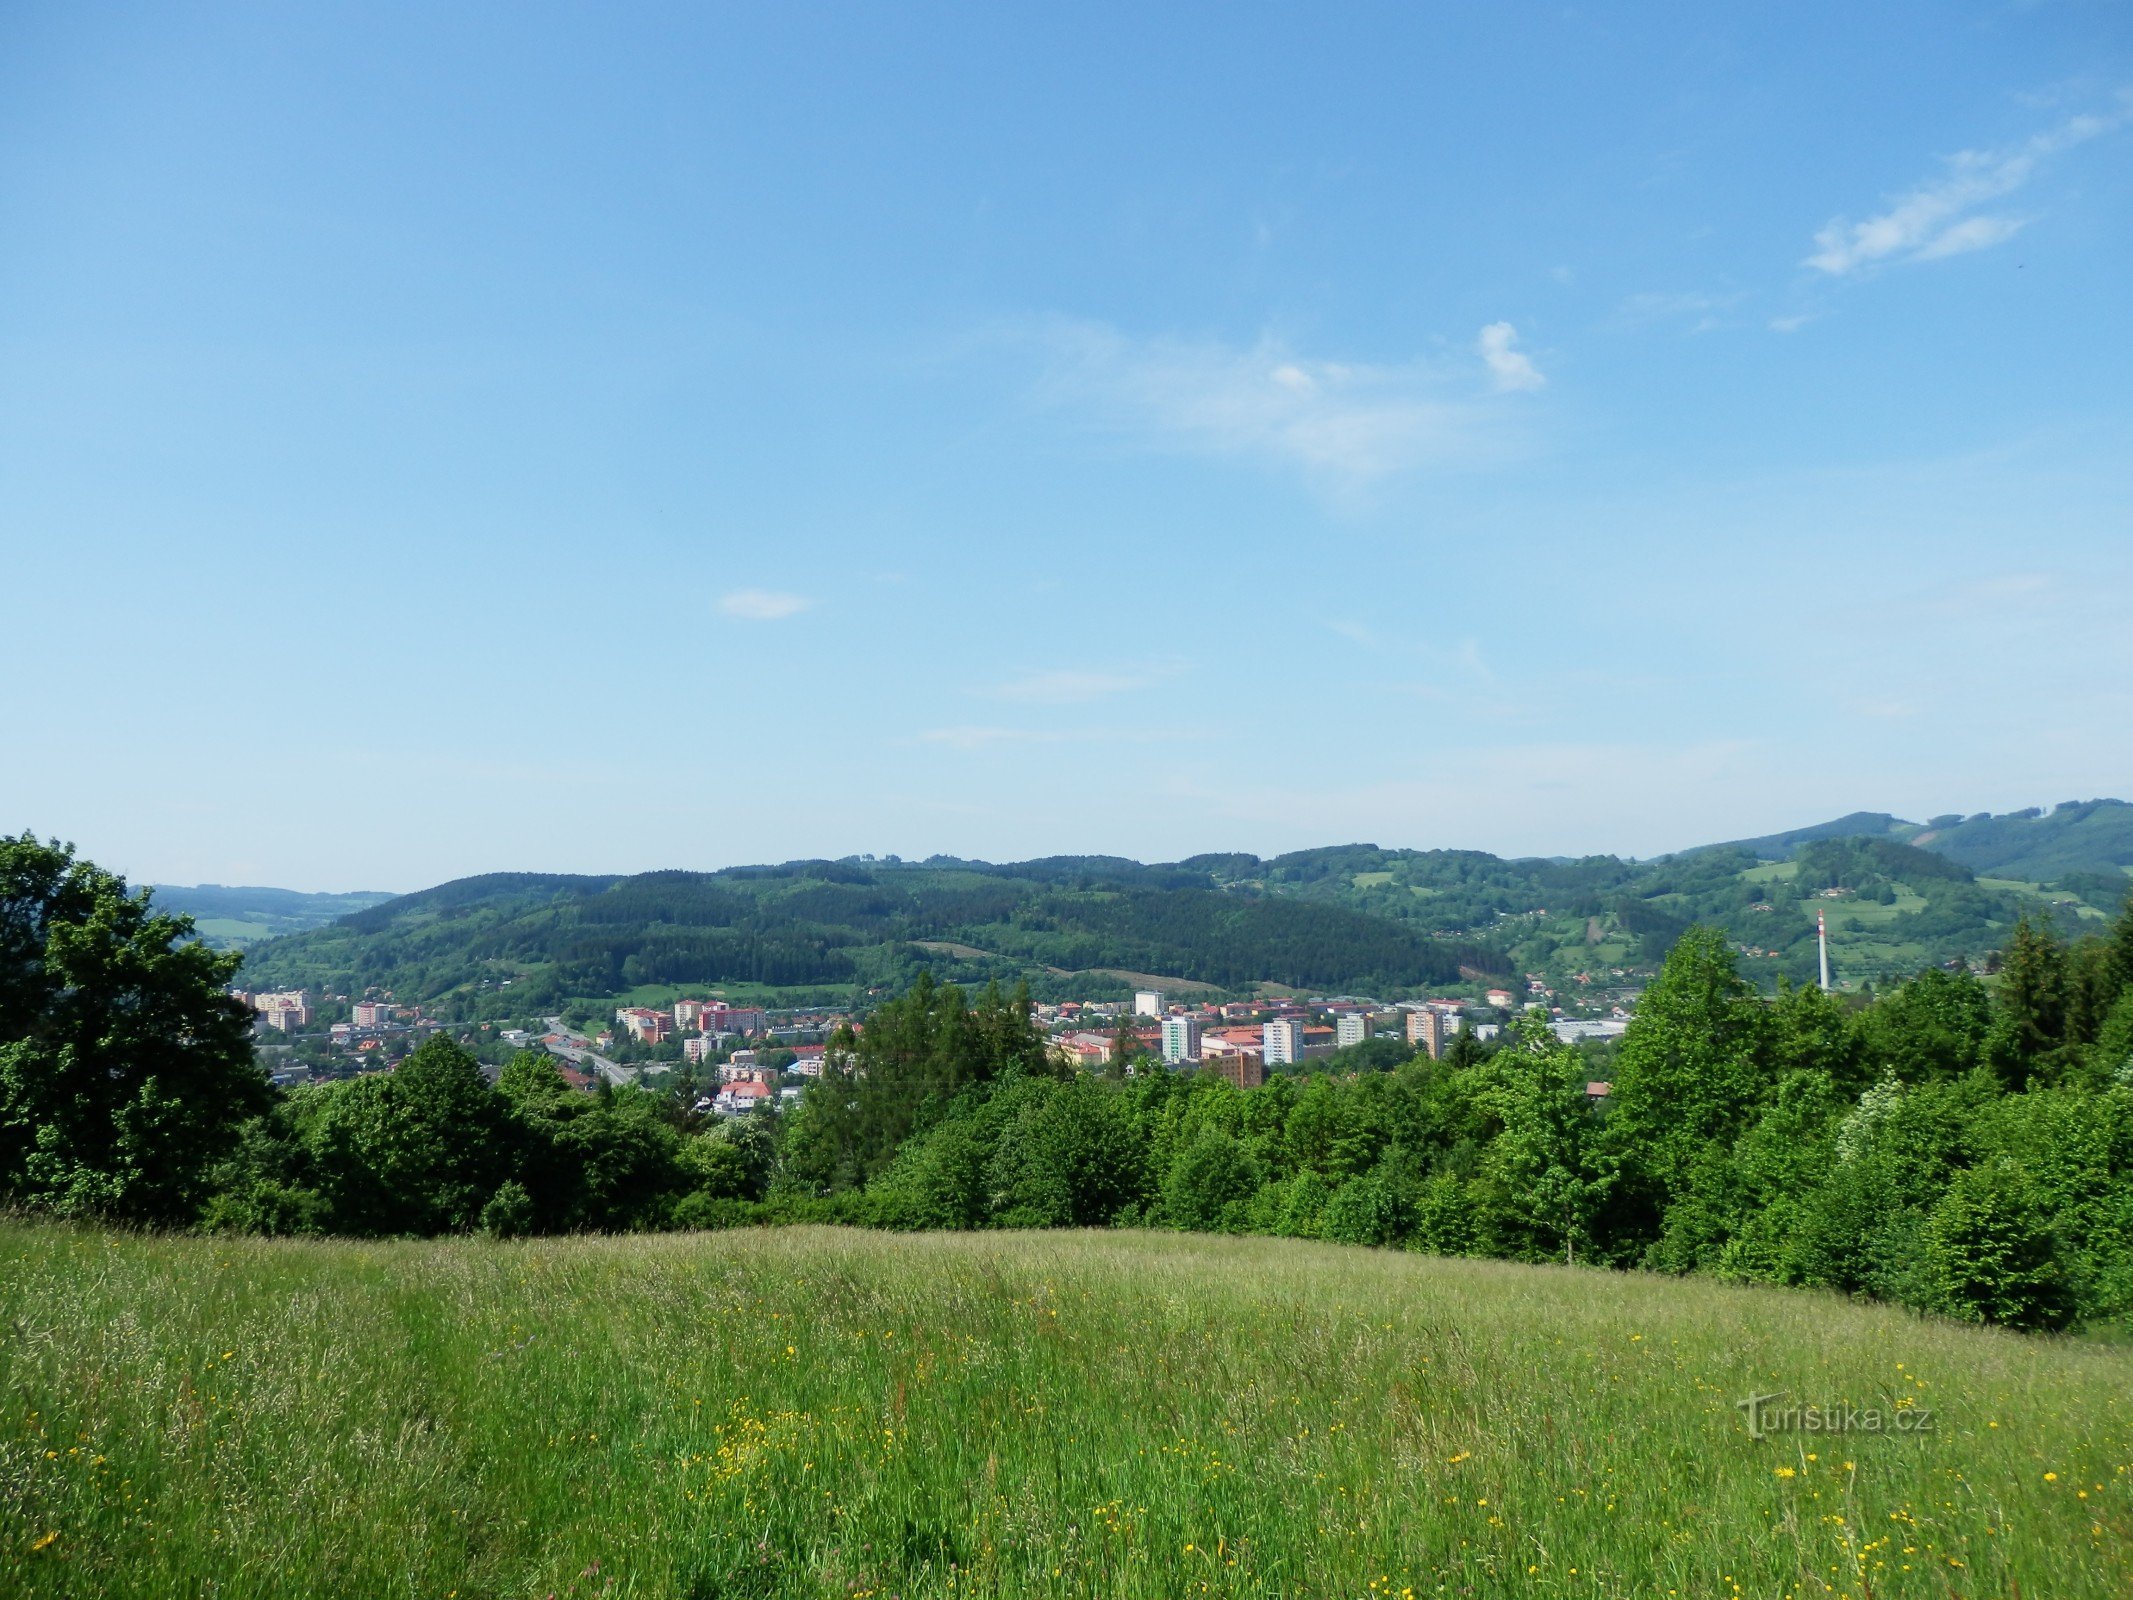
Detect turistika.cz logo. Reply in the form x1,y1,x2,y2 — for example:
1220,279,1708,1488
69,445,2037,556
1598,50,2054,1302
1736,1391,1935,1440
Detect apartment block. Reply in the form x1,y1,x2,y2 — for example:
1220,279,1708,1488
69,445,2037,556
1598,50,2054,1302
1160,1015,1202,1064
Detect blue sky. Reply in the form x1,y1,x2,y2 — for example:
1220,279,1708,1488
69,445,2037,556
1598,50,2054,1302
2,2,2129,891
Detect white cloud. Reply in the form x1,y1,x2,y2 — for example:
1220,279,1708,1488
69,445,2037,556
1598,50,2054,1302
1014,318,1537,487
988,669,1148,705
1477,321,1545,391
1805,103,2126,275
1912,213,2028,261
717,589,812,621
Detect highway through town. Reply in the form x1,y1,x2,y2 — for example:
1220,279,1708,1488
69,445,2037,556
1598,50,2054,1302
539,1016,638,1087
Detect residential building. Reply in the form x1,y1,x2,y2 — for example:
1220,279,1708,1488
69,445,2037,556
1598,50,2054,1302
1134,990,1164,1018
673,998,707,1030
713,1080,773,1116
1203,1049,1265,1090
1160,1015,1202,1064
617,1008,670,1044
254,990,311,1029
351,1000,391,1029
1404,1008,1445,1058
1484,988,1516,1009
1262,1017,1305,1066
700,1002,768,1036
1335,1013,1372,1049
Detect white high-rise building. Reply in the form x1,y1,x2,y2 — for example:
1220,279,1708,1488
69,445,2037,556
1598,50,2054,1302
1335,1013,1371,1049
1160,1015,1202,1064
1134,990,1164,1018
1262,1017,1304,1066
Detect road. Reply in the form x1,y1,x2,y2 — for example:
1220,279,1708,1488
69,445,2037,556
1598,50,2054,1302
540,1016,638,1087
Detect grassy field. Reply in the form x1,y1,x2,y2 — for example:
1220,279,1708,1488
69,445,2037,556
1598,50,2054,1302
4,1224,2130,1599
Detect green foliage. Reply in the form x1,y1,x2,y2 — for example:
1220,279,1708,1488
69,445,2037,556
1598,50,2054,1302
1604,928,1771,1221
1922,1159,2073,1330
294,1036,511,1234
1160,1128,1261,1232
1993,915,2070,1083
1316,1159,1414,1246
479,1179,536,1238
1856,965,1992,1080
0,833,266,1223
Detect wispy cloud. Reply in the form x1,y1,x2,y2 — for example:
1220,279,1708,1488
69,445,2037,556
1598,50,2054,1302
1805,101,2128,276
717,589,812,621
987,669,1150,705
1477,321,1545,391
1615,290,1747,332
1012,318,1542,487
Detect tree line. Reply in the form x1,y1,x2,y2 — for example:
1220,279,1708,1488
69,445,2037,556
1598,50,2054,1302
5,832,2132,1331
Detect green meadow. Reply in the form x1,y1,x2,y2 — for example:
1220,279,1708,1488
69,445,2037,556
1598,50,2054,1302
4,1223,2129,1599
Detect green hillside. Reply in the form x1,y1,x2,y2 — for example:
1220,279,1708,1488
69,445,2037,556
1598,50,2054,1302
6,1222,2129,1600
234,859,1498,1013
1714,809,1922,858
147,884,398,950
1707,801,2133,884
228,809,2133,1012
1918,799,2133,881
1196,836,2101,994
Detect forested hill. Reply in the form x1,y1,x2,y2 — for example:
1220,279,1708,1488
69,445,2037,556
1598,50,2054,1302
227,801,2132,1012
1715,798,2133,881
232,859,1501,1013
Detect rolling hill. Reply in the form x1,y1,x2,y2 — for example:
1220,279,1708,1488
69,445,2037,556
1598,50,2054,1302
1717,798,2133,881
232,858,1501,1013
221,800,2133,1015
147,883,399,949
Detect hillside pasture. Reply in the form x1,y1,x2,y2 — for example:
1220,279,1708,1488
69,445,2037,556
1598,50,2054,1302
4,1224,2129,1598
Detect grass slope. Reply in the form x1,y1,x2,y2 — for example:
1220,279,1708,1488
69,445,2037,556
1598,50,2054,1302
4,1223,2129,1598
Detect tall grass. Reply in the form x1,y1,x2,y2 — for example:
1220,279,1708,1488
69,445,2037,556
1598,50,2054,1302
3,1221,2128,1597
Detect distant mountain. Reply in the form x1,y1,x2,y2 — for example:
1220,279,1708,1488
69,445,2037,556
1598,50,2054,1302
151,884,400,950
1712,812,1920,860
1699,801,2133,886
1912,800,2133,882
